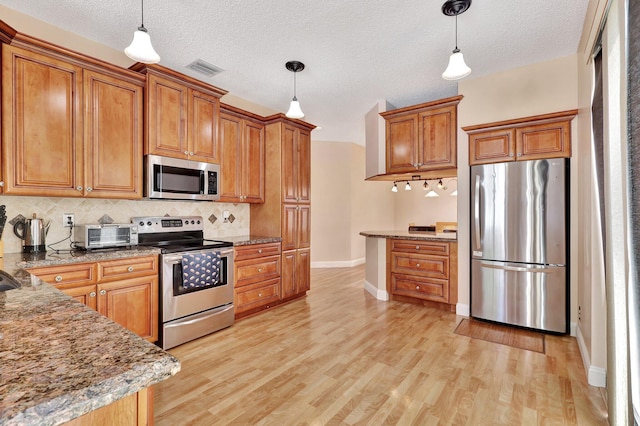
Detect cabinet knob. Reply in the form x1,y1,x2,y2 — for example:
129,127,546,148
55,275,63,282
100,289,106,296
416,263,420,267
258,249,262,253
258,268,263,273
415,285,420,290
189,152,194,156
509,153,514,157
184,150,189,155
0,181,4,187
86,186,92,192
76,186,83,191
415,246,420,250
127,266,134,272
517,153,522,157
258,292,263,297
90,291,96,297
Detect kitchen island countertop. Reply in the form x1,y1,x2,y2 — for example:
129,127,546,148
359,230,457,242
0,250,179,425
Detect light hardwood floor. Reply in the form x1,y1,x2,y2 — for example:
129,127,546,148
154,265,608,425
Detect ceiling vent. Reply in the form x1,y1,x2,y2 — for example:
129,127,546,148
186,59,224,77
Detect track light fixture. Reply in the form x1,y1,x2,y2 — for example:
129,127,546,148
441,0,471,80
124,0,161,64
285,61,305,118
391,182,398,192
391,177,457,197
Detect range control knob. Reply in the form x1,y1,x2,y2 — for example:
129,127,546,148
197,220,201,224
147,221,152,226
139,221,144,227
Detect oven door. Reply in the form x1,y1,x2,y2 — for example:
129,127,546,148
161,247,234,323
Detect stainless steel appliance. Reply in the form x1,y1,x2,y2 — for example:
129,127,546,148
145,154,220,201
133,216,234,349
74,223,139,250
13,213,51,253
470,159,568,333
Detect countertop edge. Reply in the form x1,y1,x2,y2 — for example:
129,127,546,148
360,230,458,242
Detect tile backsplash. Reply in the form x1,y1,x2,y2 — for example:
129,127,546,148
0,196,249,254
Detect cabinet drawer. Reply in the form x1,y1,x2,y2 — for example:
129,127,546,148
28,262,97,288
235,255,281,287
98,256,158,281
234,242,281,261
235,278,280,313
390,252,449,279
391,240,449,255
391,273,449,303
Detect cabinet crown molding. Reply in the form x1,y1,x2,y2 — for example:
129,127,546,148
379,95,463,118
462,109,578,133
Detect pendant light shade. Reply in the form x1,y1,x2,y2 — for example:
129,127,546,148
441,0,471,81
125,0,160,64
285,61,305,119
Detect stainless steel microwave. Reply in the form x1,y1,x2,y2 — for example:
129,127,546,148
75,224,139,250
145,154,220,201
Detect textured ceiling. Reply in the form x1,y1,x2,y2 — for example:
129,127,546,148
0,0,589,143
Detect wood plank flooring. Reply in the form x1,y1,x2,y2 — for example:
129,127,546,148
154,265,608,425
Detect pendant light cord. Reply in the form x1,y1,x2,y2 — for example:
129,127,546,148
141,0,145,29
455,14,458,50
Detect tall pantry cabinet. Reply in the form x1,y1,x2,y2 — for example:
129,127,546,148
251,115,315,301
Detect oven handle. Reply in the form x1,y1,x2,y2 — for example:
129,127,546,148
164,304,234,328
163,247,233,264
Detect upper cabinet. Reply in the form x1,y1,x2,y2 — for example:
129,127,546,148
463,110,578,165
282,123,311,204
381,95,462,174
1,40,144,198
130,64,227,164
219,104,265,203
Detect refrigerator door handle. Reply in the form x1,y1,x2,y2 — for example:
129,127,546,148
480,262,560,273
474,174,481,250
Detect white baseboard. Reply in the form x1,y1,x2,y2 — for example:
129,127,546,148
364,279,389,301
456,303,470,317
576,325,607,388
311,258,365,268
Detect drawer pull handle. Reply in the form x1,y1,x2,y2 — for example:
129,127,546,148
99,290,106,296
90,291,96,297
55,275,63,282
127,266,134,272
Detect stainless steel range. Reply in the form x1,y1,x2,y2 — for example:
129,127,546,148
132,216,234,349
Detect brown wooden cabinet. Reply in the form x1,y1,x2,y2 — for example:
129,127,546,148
234,242,282,318
381,95,462,174
464,110,578,165
131,63,227,164
219,104,265,203
28,255,159,342
251,115,315,303
1,42,144,198
387,239,458,310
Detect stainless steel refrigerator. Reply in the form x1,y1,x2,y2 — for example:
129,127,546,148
470,158,568,333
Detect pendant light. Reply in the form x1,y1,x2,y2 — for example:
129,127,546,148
125,0,161,64
391,182,398,192
441,0,471,81
405,181,412,191
285,61,305,119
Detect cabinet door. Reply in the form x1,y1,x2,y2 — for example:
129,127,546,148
282,124,298,203
385,113,418,173
297,205,311,249
468,129,515,165
146,73,188,158
418,106,456,170
83,70,143,198
516,120,571,160
97,276,158,342
297,249,310,293
63,284,98,310
297,129,311,204
189,90,220,163
281,204,298,251
242,119,265,203
218,113,242,202
281,250,297,298
2,45,83,196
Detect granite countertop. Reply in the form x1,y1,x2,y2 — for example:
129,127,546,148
10,246,162,270
220,235,282,246
0,250,180,426
359,230,458,242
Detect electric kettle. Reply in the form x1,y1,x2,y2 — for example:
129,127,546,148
13,213,51,253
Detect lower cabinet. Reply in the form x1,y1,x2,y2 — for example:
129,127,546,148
234,242,282,318
28,255,159,342
64,387,152,426
282,248,310,299
387,239,458,310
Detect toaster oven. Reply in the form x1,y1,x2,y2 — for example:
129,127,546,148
74,224,139,250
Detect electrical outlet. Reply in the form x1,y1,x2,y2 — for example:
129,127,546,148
63,213,74,228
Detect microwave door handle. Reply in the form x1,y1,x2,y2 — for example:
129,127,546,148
474,174,481,251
